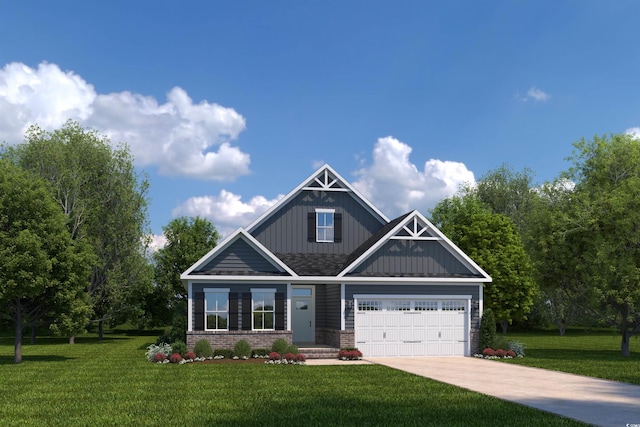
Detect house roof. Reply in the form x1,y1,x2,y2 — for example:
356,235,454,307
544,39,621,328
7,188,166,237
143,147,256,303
181,165,491,284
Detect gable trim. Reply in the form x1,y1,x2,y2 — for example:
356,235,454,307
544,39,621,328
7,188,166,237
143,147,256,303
181,228,298,279
247,164,389,234
337,210,492,281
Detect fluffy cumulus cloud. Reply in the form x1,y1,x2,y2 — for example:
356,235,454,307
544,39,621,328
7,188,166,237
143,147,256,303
172,190,284,237
0,62,250,180
352,136,475,218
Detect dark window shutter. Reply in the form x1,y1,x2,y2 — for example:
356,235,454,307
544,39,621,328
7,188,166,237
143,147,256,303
307,212,316,242
275,292,285,330
229,292,239,330
334,213,342,243
194,292,204,331
241,293,252,330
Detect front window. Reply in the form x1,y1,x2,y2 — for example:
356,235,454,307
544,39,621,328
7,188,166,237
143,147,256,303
316,209,334,242
205,291,229,330
253,291,275,330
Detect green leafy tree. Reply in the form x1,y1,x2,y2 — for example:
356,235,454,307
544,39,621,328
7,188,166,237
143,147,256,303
430,195,536,332
0,160,93,363
5,120,153,340
561,133,640,356
524,181,599,335
473,164,537,233
151,217,219,339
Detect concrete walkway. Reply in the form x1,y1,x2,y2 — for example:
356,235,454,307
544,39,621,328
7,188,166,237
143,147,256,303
367,357,640,427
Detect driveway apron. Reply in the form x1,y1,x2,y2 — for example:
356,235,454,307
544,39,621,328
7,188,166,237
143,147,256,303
371,357,640,427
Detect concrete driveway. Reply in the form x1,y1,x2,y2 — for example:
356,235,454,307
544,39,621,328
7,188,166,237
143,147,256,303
369,357,640,427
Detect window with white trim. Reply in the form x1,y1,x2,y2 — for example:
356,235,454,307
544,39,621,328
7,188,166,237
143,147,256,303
316,209,334,242
253,290,275,330
205,291,229,330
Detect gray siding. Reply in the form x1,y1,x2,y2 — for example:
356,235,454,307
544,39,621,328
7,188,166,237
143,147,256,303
191,283,288,330
351,240,477,276
343,284,481,330
195,239,282,274
324,284,342,329
251,190,384,254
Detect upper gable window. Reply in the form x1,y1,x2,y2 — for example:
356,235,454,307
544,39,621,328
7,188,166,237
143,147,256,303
316,209,335,242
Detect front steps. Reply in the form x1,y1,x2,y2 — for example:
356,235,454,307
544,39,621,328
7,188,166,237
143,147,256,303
298,346,340,360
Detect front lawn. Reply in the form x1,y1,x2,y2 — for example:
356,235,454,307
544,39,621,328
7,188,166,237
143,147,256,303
500,328,640,384
0,332,586,426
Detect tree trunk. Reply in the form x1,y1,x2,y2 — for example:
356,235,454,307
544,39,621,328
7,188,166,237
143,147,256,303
30,325,37,344
69,335,75,344
621,329,631,357
14,303,23,364
98,320,104,341
500,320,508,334
555,319,566,336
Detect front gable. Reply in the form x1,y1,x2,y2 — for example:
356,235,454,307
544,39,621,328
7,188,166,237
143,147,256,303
183,228,296,278
339,211,491,281
248,164,388,255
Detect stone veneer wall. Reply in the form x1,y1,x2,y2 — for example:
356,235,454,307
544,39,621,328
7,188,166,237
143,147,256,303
187,331,292,351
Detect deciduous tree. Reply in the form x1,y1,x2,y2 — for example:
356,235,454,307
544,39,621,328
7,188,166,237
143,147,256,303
562,133,640,356
0,160,93,363
5,120,153,340
150,217,219,340
430,195,536,332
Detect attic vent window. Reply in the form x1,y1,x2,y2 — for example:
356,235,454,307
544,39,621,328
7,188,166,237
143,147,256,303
316,209,334,242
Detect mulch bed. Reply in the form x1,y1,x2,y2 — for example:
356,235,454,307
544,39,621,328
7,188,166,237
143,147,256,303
198,358,269,365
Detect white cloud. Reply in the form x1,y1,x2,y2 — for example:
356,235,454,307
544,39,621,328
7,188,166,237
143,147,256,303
148,234,168,252
626,127,640,139
352,136,475,218
519,86,550,103
172,190,284,237
0,61,250,181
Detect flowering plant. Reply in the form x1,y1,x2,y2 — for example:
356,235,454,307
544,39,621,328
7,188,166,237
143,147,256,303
153,353,167,363
296,354,306,362
338,349,363,360
184,351,196,361
269,352,281,361
284,352,296,361
169,353,183,363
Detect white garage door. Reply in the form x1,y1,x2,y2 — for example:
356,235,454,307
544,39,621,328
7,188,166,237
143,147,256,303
354,298,468,357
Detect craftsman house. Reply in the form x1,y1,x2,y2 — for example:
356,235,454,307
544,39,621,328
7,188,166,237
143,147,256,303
181,164,491,357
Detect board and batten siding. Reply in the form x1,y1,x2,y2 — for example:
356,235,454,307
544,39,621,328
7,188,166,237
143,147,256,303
350,240,477,276
195,238,282,274
315,284,342,329
343,284,481,330
251,190,385,254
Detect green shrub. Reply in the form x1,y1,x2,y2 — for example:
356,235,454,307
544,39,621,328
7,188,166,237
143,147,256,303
171,340,187,356
493,335,510,351
193,339,213,358
508,340,526,357
252,348,269,357
271,338,288,355
233,340,252,358
145,343,172,362
214,349,233,359
285,344,298,355
479,308,497,350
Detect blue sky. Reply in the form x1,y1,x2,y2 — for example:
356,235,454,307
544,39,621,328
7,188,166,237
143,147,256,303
2,1,639,246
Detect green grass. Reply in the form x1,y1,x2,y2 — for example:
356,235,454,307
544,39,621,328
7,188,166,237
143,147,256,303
501,328,640,384
0,332,585,426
